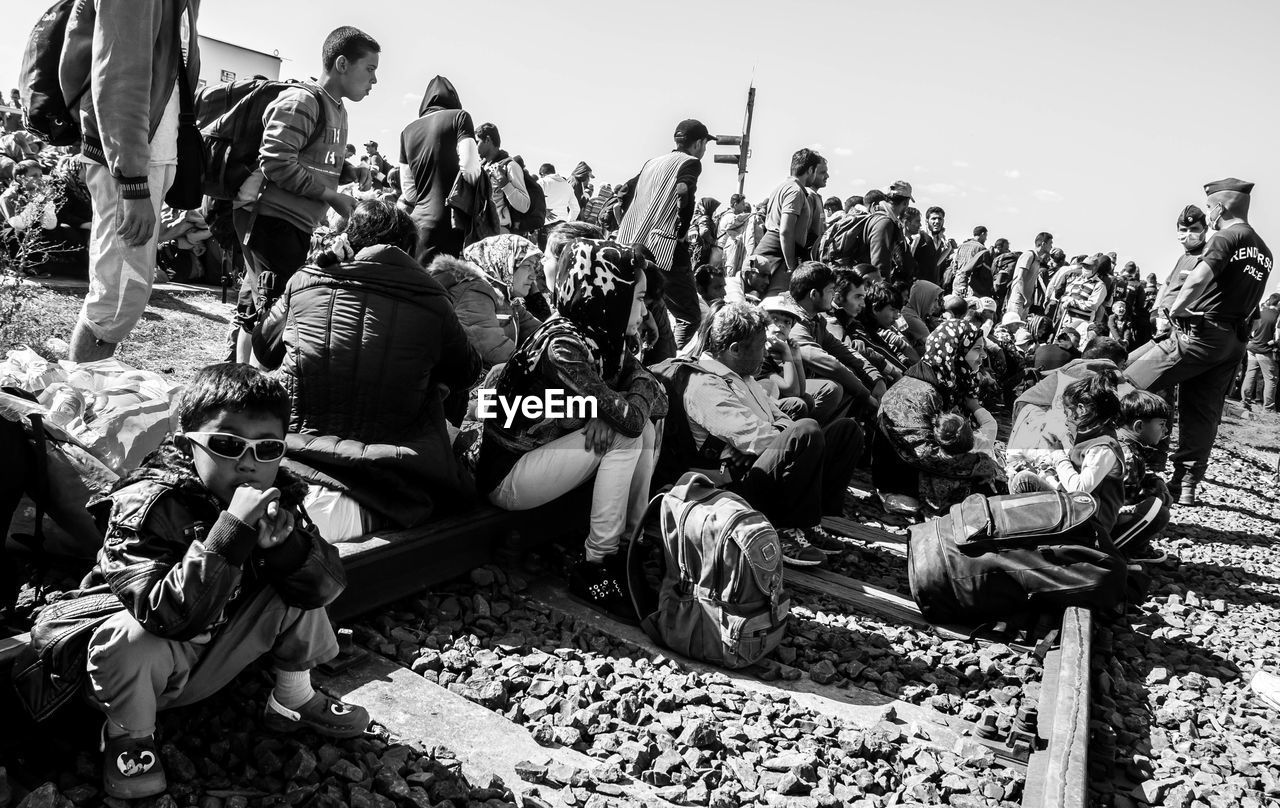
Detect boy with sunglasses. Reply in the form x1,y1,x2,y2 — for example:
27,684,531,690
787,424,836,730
21,364,366,799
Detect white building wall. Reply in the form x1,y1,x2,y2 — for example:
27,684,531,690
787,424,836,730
196,36,281,90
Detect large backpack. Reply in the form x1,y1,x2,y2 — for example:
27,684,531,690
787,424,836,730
195,78,327,201
497,158,547,236
818,212,880,268
907,490,1128,624
19,0,86,146
647,358,725,491
626,472,789,669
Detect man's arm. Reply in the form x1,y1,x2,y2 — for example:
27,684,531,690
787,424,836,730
790,320,871,398
778,212,798,271
91,0,163,195
868,216,893,273
1167,261,1214,318
502,161,530,213
258,91,328,200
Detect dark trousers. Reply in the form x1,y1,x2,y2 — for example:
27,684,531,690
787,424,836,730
1126,320,1246,483
729,418,863,529
664,242,702,348
232,210,311,332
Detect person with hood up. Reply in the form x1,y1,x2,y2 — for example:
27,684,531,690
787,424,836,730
873,318,1003,514
252,199,482,542
902,279,944,357
428,234,545,370
473,239,667,620
398,76,482,264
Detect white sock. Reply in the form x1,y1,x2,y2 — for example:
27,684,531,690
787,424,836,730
273,669,315,709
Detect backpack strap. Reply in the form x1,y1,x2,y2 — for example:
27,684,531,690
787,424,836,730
626,491,671,640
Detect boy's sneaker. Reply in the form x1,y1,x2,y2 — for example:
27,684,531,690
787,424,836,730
803,525,846,555
1176,483,1199,507
1250,670,1280,711
568,560,639,625
102,728,167,800
778,529,826,567
264,691,370,738
1123,540,1168,565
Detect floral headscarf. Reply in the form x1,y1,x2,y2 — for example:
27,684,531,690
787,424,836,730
463,234,542,292
915,318,983,406
503,238,642,386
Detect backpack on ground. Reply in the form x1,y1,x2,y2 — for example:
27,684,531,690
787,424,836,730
497,158,546,237
19,0,87,146
818,212,877,268
907,490,1127,624
626,471,789,669
196,78,327,201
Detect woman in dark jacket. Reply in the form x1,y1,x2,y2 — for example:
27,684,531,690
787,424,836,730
473,239,666,617
873,318,1003,514
253,200,482,541
688,196,720,268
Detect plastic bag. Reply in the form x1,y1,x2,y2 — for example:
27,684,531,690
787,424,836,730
0,346,67,394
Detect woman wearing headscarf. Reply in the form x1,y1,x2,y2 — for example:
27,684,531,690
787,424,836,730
427,234,544,370
473,239,667,617
902,280,944,357
253,199,482,542
873,318,1003,514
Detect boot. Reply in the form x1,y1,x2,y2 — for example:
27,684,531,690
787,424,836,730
1177,481,1198,507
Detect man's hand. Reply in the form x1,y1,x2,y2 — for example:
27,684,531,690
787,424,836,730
228,484,281,526
256,499,295,549
723,447,755,480
324,189,357,219
871,380,887,401
639,309,660,349
583,419,616,456
118,197,156,248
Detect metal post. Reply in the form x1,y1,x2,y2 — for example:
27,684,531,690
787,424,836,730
739,85,756,196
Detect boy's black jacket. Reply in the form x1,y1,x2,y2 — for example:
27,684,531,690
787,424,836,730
12,439,345,721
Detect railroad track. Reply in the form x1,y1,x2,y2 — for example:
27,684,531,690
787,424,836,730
2,500,1096,807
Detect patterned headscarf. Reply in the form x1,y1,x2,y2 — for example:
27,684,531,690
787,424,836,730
918,318,983,405
463,234,542,292
503,238,642,386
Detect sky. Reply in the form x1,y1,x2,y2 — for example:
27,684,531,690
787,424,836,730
5,0,1280,294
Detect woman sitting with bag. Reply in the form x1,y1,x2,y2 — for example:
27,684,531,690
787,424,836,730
472,239,666,619
253,200,482,542
428,234,544,371
873,318,1004,515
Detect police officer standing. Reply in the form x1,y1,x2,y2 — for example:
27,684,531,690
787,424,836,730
1128,178,1273,505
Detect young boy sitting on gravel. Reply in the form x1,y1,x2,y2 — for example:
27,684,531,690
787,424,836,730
22,364,368,800
1111,390,1173,563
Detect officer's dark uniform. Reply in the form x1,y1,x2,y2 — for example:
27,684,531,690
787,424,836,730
1127,178,1273,499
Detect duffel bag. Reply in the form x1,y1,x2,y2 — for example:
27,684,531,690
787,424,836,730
908,490,1127,624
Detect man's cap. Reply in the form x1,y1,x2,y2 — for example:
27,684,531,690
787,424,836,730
674,119,715,144
1204,177,1254,196
886,180,914,201
364,140,378,148
760,293,808,321
1177,204,1206,226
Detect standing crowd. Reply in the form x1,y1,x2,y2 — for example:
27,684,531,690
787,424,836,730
4,6,1275,802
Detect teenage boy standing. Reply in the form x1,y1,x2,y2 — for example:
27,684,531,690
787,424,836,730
232,27,380,364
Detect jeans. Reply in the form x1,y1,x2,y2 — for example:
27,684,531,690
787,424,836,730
489,421,658,562
1242,351,1278,410
80,162,177,343
87,587,338,736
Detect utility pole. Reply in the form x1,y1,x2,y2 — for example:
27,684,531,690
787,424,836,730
714,83,757,196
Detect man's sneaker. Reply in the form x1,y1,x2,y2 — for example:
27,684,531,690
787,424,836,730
568,560,639,625
264,691,370,738
102,728,167,800
778,529,826,567
1124,540,1169,564
1177,482,1198,507
1250,670,1280,711
803,525,847,555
